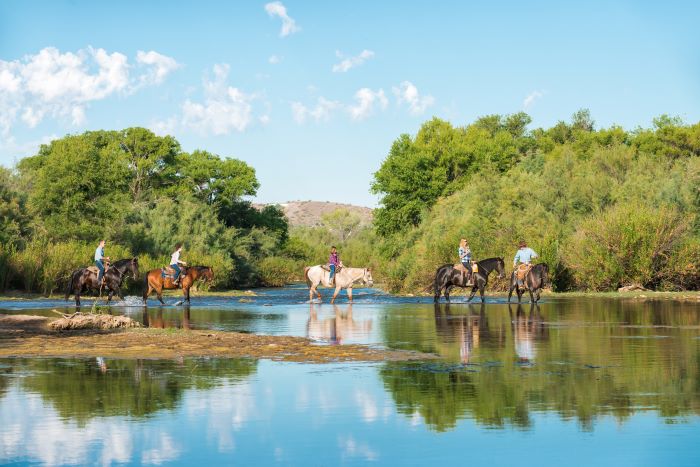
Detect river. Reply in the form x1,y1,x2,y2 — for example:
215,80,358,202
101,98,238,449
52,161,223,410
1,286,699,465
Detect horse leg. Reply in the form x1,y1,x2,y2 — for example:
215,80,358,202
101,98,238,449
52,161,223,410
516,287,523,303
445,285,454,303
536,290,541,303
107,290,114,303
508,282,515,302
434,284,442,303
347,288,353,302
479,284,485,303
309,286,313,302
467,285,477,302
75,288,81,307
156,286,165,305
184,286,190,303
331,285,341,304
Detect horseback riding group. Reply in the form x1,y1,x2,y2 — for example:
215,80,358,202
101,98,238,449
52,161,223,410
433,239,549,303
65,240,213,306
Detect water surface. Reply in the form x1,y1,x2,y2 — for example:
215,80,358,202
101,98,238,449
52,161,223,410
1,288,699,465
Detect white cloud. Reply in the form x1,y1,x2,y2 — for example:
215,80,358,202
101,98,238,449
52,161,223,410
268,55,281,64
291,97,340,124
0,46,178,135
348,88,387,120
392,81,434,115
181,64,256,135
523,90,544,110
265,2,300,37
332,50,374,73
136,50,181,85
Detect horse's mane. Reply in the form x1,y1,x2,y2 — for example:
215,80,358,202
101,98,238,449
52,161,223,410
111,258,136,268
190,265,212,273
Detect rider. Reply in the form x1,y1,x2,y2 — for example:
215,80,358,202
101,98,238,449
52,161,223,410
459,238,472,285
171,243,187,286
94,239,110,285
329,246,341,286
513,240,538,286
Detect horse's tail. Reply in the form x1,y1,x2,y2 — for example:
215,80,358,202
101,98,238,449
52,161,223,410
433,269,441,297
304,267,311,287
142,270,150,301
65,270,78,301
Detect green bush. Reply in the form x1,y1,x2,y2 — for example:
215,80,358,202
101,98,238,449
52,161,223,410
257,256,299,286
563,204,690,290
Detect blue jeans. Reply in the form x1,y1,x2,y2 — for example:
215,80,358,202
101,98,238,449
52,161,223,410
329,264,336,281
95,260,105,283
171,263,181,281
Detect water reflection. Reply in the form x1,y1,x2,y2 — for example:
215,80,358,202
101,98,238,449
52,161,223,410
381,301,700,432
307,304,373,344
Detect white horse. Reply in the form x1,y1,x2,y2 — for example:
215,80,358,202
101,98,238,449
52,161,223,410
304,265,374,303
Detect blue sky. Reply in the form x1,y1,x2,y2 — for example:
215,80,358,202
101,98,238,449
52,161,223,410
1,0,698,206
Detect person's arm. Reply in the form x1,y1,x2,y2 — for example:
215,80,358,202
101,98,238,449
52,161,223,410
531,249,538,260
513,251,519,267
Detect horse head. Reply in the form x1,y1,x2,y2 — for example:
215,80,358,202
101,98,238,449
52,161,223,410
363,268,374,287
197,266,214,283
496,257,506,279
128,257,139,280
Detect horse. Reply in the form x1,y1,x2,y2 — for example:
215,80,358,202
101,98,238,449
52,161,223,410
65,258,139,306
433,257,506,303
304,265,373,304
143,265,214,305
507,263,549,303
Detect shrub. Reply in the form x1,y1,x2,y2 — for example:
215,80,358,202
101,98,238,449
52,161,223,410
257,256,299,287
563,204,689,290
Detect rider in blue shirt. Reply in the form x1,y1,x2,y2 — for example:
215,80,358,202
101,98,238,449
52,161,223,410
513,240,538,286
94,240,110,285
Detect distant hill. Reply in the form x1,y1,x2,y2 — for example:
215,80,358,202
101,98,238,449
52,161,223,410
254,200,373,227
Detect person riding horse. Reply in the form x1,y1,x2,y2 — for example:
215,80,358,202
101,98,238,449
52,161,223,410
458,238,473,286
513,240,538,286
171,243,187,286
94,239,110,287
329,246,342,286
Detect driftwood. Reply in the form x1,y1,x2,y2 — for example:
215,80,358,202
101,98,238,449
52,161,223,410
49,311,141,331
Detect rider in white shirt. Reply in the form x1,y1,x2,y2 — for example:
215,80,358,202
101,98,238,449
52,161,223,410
170,243,187,285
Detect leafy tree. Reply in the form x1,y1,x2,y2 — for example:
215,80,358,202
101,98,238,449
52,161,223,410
321,208,362,242
175,150,259,207
18,131,130,241
118,127,181,202
0,167,29,246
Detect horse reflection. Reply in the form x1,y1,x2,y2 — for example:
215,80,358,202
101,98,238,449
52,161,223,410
306,304,372,344
509,303,547,363
433,303,487,363
142,306,191,330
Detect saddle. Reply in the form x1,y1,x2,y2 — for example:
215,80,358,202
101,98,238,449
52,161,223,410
87,264,110,283
516,264,532,282
162,265,188,281
321,264,342,273
454,262,477,285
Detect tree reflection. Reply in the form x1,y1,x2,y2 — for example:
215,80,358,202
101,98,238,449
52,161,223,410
381,300,700,432
12,357,257,425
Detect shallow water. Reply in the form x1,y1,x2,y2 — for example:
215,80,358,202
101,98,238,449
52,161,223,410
1,288,699,465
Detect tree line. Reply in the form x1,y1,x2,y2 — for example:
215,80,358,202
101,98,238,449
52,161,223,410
0,128,293,293
369,111,700,292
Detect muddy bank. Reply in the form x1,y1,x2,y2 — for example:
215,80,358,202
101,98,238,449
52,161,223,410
0,314,433,363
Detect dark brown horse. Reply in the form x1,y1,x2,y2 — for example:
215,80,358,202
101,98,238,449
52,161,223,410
143,265,214,305
507,263,549,303
433,257,506,303
65,258,139,306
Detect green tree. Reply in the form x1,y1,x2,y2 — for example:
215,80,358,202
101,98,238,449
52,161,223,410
176,150,259,207
118,127,181,202
18,131,130,241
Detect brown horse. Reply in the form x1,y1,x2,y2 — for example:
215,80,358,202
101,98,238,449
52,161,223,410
65,258,139,306
143,266,214,305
